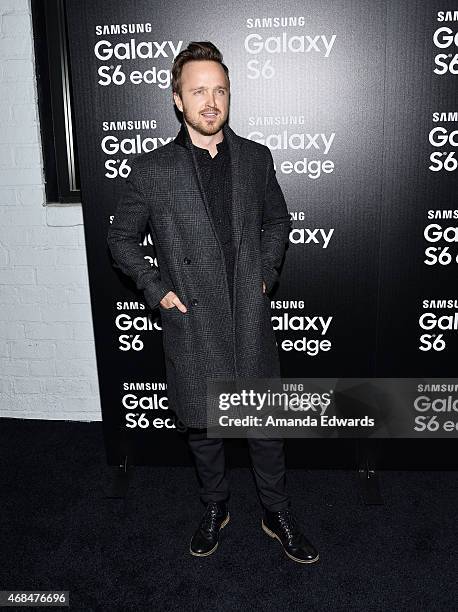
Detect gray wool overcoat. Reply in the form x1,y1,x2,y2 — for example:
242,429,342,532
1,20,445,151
107,121,292,428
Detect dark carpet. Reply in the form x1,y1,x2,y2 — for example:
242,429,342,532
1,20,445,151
1,419,457,611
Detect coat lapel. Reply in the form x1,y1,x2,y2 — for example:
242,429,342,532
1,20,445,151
173,121,246,264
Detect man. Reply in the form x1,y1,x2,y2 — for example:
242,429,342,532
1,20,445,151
107,41,318,564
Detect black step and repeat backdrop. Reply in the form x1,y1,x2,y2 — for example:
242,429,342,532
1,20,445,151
65,1,458,465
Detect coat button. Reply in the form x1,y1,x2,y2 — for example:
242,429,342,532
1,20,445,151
183,257,191,264
191,298,198,306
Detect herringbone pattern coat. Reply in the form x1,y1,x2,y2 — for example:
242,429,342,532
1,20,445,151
107,121,292,427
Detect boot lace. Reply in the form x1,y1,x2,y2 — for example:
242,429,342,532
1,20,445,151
277,508,300,542
200,502,222,535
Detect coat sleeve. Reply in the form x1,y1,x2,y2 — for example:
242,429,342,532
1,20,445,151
106,158,171,310
261,147,293,293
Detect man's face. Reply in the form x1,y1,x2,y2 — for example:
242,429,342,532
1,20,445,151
173,60,230,137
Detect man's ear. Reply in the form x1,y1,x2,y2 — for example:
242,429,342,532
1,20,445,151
173,92,183,112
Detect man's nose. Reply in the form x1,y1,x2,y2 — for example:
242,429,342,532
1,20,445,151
205,92,216,108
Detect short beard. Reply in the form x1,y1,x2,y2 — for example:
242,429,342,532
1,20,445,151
182,107,226,136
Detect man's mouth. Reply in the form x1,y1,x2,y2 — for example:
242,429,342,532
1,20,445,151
201,112,218,118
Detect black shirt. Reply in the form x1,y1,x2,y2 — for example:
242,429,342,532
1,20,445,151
192,136,235,309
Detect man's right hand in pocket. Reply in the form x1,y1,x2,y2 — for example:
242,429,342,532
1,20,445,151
160,291,187,313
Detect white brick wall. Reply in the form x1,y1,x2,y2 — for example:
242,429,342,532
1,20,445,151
0,0,101,421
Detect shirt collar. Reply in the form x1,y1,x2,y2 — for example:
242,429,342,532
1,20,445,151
192,136,228,158
174,122,229,155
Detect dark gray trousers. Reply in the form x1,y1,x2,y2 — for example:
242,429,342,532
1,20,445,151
187,428,290,512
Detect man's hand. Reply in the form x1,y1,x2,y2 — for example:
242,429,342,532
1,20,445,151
262,280,266,294
160,291,187,313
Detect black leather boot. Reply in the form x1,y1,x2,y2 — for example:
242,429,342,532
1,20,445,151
262,507,319,564
189,501,230,557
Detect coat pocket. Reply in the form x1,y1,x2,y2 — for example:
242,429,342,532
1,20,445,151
160,306,192,353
